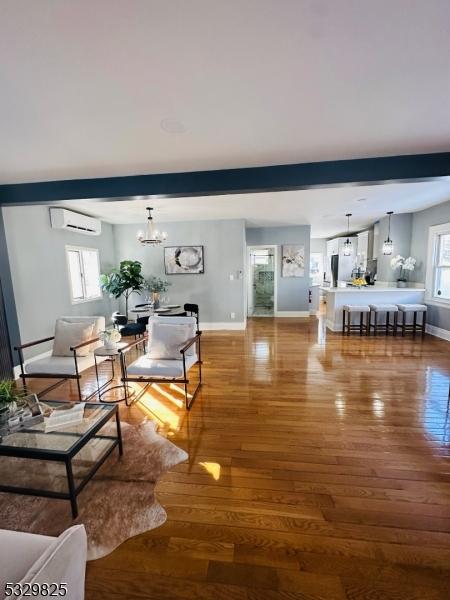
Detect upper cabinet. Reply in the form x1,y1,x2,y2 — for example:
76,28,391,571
372,222,380,259
356,230,369,268
326,238,339,256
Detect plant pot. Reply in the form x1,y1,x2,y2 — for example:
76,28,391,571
397,280,407,288
152,292,160,309
0,405,11,425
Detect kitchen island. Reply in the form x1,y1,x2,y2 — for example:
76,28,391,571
321,286,426,331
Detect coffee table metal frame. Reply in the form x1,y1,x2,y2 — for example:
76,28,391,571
0,401,123,518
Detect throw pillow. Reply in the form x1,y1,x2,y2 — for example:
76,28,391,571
52,320,94,357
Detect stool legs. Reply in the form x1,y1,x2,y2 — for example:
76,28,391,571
422,311,426,338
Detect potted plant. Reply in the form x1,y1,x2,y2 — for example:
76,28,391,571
146,276,171,309
390,255,417,288
0,379,23,425
100,260,145,315
99,328,122,350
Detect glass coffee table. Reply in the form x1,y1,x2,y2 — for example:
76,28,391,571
0,401,123,518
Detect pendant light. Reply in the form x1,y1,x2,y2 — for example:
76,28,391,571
136,207,167,246
382,211,394,255
342,213,353,256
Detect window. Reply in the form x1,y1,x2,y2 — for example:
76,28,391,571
310,252,324,286
66,246,102,303
426,223,450,305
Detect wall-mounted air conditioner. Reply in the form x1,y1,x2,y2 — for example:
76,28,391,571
50,208,102,236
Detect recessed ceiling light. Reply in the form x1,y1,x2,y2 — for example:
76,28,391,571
160,118,186,134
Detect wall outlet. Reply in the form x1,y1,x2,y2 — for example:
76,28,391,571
229,274,234,281
230,312,235,319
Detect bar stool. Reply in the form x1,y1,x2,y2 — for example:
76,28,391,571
369,304,399,336
342,305,370,335
396,304,427,337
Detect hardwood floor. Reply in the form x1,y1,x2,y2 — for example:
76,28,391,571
29,316,450,599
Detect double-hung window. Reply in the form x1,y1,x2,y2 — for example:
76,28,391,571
426,224,450,304
66,246,102,303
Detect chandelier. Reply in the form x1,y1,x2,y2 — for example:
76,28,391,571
136,207,167,246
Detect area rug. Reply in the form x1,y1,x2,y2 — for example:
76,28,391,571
0,420,188,560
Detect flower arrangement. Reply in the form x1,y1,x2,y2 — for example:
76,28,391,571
99,328,122,349
146,276,171,293
390,255,416,287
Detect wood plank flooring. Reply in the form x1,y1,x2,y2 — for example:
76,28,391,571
27,316,450,599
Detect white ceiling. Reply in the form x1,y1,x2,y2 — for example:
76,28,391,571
1,0,450,184
61,179,450,238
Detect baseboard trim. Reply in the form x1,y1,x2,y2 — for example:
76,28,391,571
201,322,246,331
426,324,450,341
275,311,310,318
13,349,52,380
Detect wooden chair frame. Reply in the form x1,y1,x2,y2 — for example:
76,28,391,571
119,331,202,410
15,335,101,401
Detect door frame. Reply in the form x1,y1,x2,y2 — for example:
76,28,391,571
246,245,278,317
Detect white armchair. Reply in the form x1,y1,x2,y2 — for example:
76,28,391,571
15,316,106,401
0,525,87,600
119,316,202,409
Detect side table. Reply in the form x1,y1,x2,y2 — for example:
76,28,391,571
94,343,134,405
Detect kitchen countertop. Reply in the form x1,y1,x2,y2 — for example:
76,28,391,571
320,286,426,293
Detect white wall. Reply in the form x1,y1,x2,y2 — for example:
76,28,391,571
2,205,117,359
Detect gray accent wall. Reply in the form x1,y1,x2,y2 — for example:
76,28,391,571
375,213,413,282
246,226,311,311
410,198,450,332
113,219,246,324
0,209,21,365
2,205,118,359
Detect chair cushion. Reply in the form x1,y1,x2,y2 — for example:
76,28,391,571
118,322,146,336
52,320,94,357
369,304,399,312
0,529,55,595
126,354,198,379
343,305,370,312
149,316,197,357
25,354,105,376
397,304,427,312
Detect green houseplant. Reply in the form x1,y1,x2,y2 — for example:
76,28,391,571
146,276,171,308
100,260,145,315
0,379,23,424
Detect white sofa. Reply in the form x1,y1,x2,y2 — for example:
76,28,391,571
0,525,87,600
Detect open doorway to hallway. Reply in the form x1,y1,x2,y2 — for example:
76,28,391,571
247,246,277,317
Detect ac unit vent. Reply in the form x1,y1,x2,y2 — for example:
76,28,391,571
50,208,101,236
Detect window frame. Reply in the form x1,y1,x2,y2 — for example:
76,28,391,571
425,223,450,307
65,245,102,304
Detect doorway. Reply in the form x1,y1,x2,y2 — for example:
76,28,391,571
247,246,277,317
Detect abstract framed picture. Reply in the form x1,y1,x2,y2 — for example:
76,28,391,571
282,244,305,277
164,245,204,274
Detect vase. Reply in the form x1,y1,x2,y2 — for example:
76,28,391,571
397,280,407,288
152,291,160,309
104,340,117,351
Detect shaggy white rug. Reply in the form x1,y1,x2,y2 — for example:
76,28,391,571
0,420,188,560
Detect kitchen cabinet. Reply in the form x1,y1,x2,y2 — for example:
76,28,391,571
356,230,369,268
